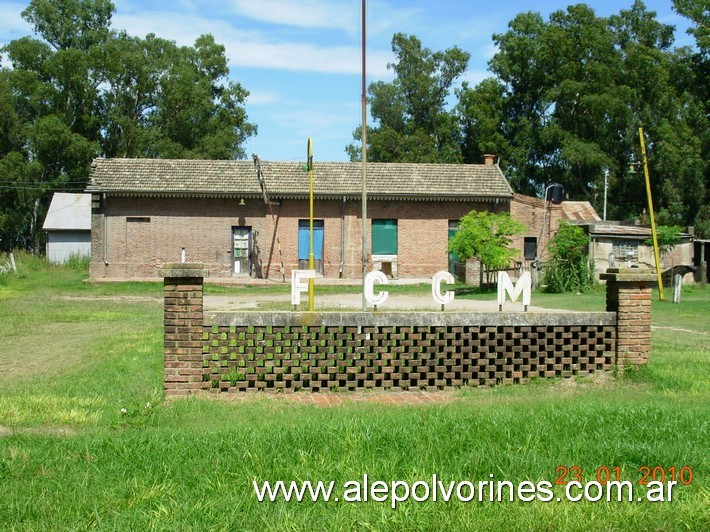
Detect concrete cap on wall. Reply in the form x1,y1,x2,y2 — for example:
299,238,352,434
600,267,657,284
159,263,209,278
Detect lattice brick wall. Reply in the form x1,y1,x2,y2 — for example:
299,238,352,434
203,322,615,392
161,265,655,397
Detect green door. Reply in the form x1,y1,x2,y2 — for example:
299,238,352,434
372,219,398,255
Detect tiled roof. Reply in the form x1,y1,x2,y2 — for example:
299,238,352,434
86,158,514,201
561,201,601,222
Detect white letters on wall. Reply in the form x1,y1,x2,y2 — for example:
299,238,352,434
364,270,389,308
497,271,531,311
291,269,316,306
432,271,455,306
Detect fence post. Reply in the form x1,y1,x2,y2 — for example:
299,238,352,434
159,263,208,396
601,267,657,369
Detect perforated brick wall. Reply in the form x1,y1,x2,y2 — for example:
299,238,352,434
161,265,655,396
202,320,615,393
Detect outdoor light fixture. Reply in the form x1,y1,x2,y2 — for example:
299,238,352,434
238,198,246,206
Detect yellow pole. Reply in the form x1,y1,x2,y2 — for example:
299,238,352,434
639,127,665,301
308,137,315,311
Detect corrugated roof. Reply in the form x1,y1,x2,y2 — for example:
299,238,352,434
590,224,652,237
42,193,91,230
86,158,514,201
562,201,601,222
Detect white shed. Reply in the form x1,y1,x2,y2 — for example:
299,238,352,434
42,193,91,263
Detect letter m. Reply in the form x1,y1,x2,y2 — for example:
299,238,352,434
497,271,531,311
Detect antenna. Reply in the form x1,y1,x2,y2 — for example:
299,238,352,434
252,154,286,282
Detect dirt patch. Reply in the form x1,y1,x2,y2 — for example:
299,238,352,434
0,425,76,438
178,389,460,407
59,295,160,303
550,371,616,393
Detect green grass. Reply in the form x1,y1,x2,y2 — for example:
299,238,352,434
0,254,708,529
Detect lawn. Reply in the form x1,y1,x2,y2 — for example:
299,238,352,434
0,254,708,530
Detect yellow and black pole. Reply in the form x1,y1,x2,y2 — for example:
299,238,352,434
307,137,315,311
639,127,665,301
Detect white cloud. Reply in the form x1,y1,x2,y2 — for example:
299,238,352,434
246,90,281,105
460,69,491,88
0,1,33,45
113,9,392,76
230,0,359,35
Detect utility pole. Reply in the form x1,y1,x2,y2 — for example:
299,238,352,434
361,0,368,311
307,137,315,311
603,169,608,221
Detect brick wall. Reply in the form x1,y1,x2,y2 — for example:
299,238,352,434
162,264,210,396
201,318,615,393
159,265,659,396
602,268,656,367
92,195,267,278
510,193,564,262
92,195,507,280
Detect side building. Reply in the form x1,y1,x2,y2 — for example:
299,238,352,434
42,192,92,264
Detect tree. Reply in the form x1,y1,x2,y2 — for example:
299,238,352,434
460,2,706,226
694,205,710,238
673,0,709,53
347,33,469,163
645,225,682,265
543,222,594,293
447,211,525,286
0,0,256,251
456,78,507,165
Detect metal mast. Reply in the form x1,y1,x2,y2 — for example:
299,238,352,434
252,154,286,282
361,0,368,311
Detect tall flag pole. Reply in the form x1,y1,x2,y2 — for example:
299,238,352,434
361,0,368,311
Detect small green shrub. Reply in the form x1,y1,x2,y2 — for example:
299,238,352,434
64,253,90,272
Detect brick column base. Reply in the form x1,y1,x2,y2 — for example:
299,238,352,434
160,263,209,396
601,268,656,369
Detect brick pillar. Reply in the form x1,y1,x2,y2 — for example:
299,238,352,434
159,263,209,396
601,268,657,369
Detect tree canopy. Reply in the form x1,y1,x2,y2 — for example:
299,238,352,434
351,1,707,231
346,33,469,163
447,211,525,271
0,0,256,251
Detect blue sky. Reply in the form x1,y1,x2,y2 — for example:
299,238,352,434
0,0,694,162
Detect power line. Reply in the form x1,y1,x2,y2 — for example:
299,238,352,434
0,185,87,191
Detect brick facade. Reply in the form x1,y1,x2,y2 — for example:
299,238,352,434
88,158,594,282
510,193,564,263
91,194,507,280
160,265,655,396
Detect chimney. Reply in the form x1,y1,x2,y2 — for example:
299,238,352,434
484,154,495,166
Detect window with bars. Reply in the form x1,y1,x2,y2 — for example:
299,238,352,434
612,240,638,262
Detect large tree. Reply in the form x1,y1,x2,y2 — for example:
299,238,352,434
457,1,706,225
0,0,256,251
347,33,469,163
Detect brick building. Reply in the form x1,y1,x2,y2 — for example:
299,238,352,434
86,157,576,281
